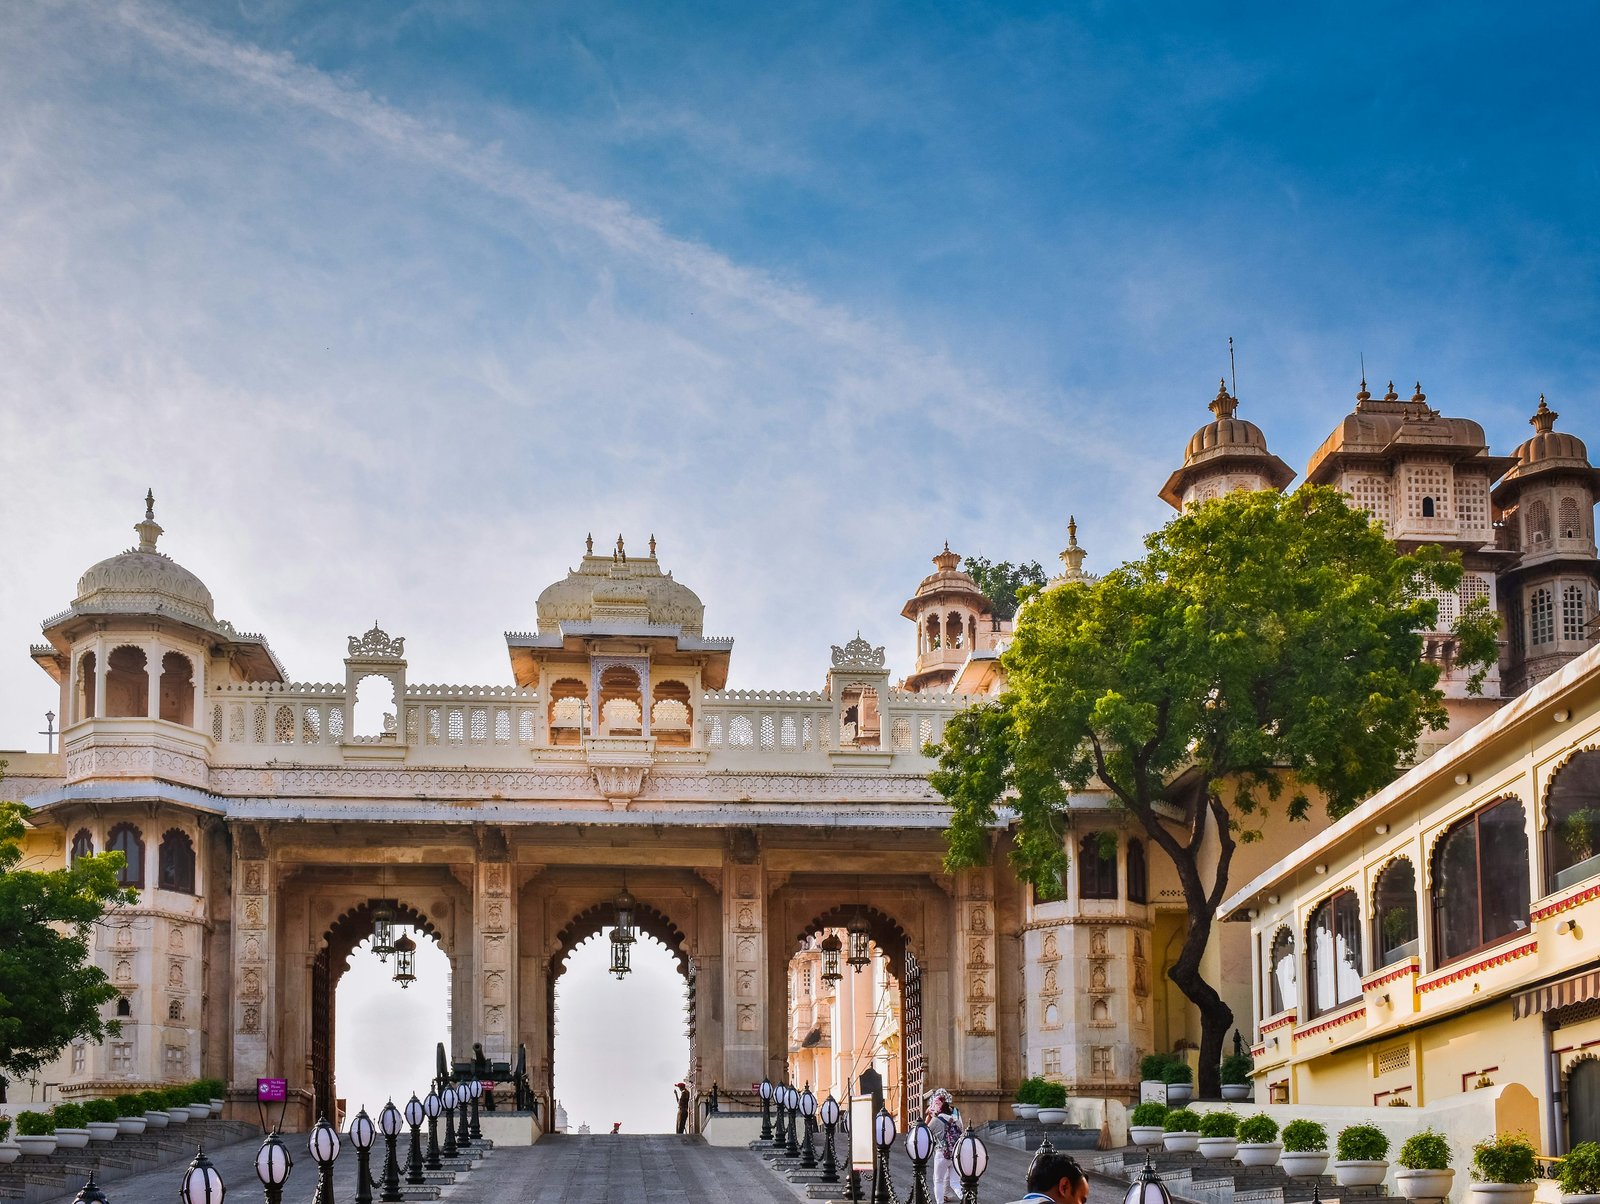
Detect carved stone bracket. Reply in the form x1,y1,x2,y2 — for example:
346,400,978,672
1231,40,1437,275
591,764,649,807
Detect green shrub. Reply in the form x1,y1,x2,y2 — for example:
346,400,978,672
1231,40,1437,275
1397,1129,1452,1171
1130,1103,1168,1127
1162,1062,1194,1086
1238,1114,1279,1144
16,1111,55,1136
162,1087,190,1108
83,1099,118,1124
0,1115,11,1142
1558,1142,1600,1196
136,1090,166,1112
1219,1054,1253,1086
113,1094,144,1116
1337,1124,1390,1161
1198,1111,1239,1139
202,1079,226,1100
1163,1109,1201,1134
1282,1119,1328,1152
1471,1133,1537,1185
1015,1076,1051,1105
1035,1082,1068,1109
1140,1053,1176,1081
51,1103,86,1129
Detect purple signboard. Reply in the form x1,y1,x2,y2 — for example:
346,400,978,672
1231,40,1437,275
257,1078,287,1103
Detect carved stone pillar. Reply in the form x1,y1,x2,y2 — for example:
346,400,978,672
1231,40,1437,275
723,854,769,1087
952,869,999,1096
230,826,273,1090
473,834,517,1063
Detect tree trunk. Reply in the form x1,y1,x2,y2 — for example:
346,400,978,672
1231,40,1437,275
1166,902,1234,1100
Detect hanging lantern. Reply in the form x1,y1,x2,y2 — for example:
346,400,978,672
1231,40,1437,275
846,910,871,972
609,927,632,979
371,902,396,963
819,932,843,986
392,932,417,988
614,881,637,943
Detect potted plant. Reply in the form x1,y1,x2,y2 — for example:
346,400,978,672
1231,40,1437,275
1130,1102,1168,1148
1036,1081,1070,1126
204,1080,227,1117
1237,1113,1282,1168
1220,1054,1254,1102
163,1086,192,1125
1140,1054,1174,1103
1162,1108,1201,1154
14,1110,57,1157
1334,1123,1390,1187
82,1099,121,1143
0,1114,18,1165
140,1089,171,1128
51,1102,91,1150
1281,1119,1330,1178
1469,1132,1537,1204
1558,1141,1600,1204
114,1094,148,1136
1197,1110,1240,1161
1163,1061,1194,1106
1396,1128,1455,1200
183,1083,212,1121
1014,1076,1047,1121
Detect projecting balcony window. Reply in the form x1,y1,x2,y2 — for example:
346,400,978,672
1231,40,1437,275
1431,797,1530,967
1306,889,1362,1017
1545,752,1600,894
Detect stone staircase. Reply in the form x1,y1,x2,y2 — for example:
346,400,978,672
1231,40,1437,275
1076,1147,1392,1204
0,1119,260,1203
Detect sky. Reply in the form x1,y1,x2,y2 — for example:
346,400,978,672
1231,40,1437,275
0,0,1596,1125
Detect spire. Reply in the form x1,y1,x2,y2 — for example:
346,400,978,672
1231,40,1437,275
614,534,626,562
134,488,163,552
932,541,961,573
1356,376,1372,407
649,533,657,557
1384,381,1399,402
1411,381,1427,404
1531,394,1558,433
586,533,594,556
1058,515,1088,579
1208,378,1239,420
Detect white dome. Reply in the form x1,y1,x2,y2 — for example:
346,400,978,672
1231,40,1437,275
535,536,704,634
71,494,216,626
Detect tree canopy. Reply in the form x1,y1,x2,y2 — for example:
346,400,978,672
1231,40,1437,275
932,487,1498,1093
962,556,1047,620
0,782,136,1098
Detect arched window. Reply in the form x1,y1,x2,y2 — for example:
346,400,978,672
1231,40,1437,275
1529,499,1551,543
158,830,196,894
1560,497,1582,540
1421,496,1436,518
1126,839,1148,904
168,999,183,1022
116,997,131,1018
1306,889,1362,1017
1373,859,1419,966
1432,797,1530,966
158,652,194,725
1267,927,1296,1015
925,614,941,650
70,829,94,865
1077,834,1118,900
1531,588,1555,646
77,651,97,721
1563,585,1589,642
105,646,149,717
546,678,588,746
946,612,964,650
1545,752,1600,893
106,823,144,888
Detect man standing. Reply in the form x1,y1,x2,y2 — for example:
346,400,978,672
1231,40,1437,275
1005,1150,1089,1204
674,1082,690,1134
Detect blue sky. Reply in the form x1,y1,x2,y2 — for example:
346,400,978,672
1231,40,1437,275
0,0,1596,1122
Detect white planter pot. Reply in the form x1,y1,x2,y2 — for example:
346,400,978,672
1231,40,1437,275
86,1122,121,1142
1280,1150,1330,1178
1036,1108,1069,1125
185,1104,211,1120
1163,1133,1199,1153
1560,1195,1600,1204
54,1128,92,1150
1198,1137,1239,1161
1396,1168,1456,1199
1011,1104,1030,1119
1015,1104,1041,1121
0,1142,21,1165
1165,1085,1192,1105
1221,1084,1252,1101
166,1108,191,1124
1468,1185,1536,1204
144,1110,171,1128
117,1117,148,1136
1130,1126,1166,1148
1334,1160,1389,1187
14,1134,58,1156
1237,1142,1282,1168
209,1100,225,1117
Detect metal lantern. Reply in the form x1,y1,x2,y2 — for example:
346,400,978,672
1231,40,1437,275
422,1090,443,1171
907,1122,934,1204
348,1108,376,1204
609,927,632,978
955,1133,989,1204
759,1079,773,1143
371,903,396,962
799,1085,819,1170
800,1086,817,1118
71,1172,110,1204
181,1149,226,1204
392,932,417,988
819,932,843,985
404,1095,425,1129
1124,1151,1174,1204
403,1094,426,1185
254,1129,292,1204
614,879,637,941
873,1106,896,1151
349,1109,376,1150
846,910,872,971
377,1100,403,1203
440,1085,459,1160
819,1095,841,1127
308,1116,340,1204
872,1107,898,1204
819,1095,842,1184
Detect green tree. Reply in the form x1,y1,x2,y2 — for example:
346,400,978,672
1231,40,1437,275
0,775,136,1101
962,556,1047,620
932,487,1497,1098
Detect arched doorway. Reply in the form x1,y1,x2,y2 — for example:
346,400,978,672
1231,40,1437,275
1571,1057,1600,1149
335,932,450,1120
548,901,695,1133
311,900,446,1121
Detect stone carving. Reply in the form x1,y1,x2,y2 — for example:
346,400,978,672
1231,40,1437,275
169,924,184,950
1134,963,1149,996
1043,1001,1060,1027
970,942,988,967
484,971,504,1002
1042,967,1057,994
830,633,886,670
486,901,505,930
970,972,990,999
484,934,506,965
244,935,262,961
485,1005,504,1032
969,906,988,933
736,936,756,963
244,899,263,927
168,961,184,988
485,864,506,895
1091,928,1107,955
241,968,262,1000
348,622,405,659
737,1004,756,1032
115,925,133,948
1133,934,1144,958
591,764,649,803
1091,962,1108,990
737,906,755,930
1042,932,1058,960
969,1004,991,1034
116,959,132,981
244,865,264,892
241,1005,260,1033
737,971,754,996
736,872,755,898
1092,997,1111,1022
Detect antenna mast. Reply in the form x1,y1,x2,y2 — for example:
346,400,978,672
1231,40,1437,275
1228,336,1237,397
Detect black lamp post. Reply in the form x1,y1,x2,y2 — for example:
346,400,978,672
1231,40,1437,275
467,1077,483,1141
758,1079,773,1142
772,1083,787,1151
1124,1151,1174,1204
308,1115,341,1204
348,1108,376,1204
403,1095,425,1185
422,1090,443,1170
440,1085,459,1159
453,1078,472,1150
906,1120,934,1204
180,1147,226,1204
954,1133,989,1204
872,1107,897,1204
819,1095,841,1183
799,1085,818,1169
784,1084,801,1158
377,1100,403,1203
71,1171,110,1204
254,1130,292,1204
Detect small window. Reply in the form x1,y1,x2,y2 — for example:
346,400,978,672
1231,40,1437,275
1268,927,1297,1015
1421,496,1436,518
1126,839,1148,904
107,823,145,888
158,830,196,894
70,829,94,865
1373,859,1419,966
116,997,132,1018
1077,834,1118,900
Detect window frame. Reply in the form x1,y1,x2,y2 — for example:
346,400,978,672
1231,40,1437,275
106,822,145,889
1077,834,1119,900
1126,838,1148,904
1430,797,1531,969
1305,889,1363,1018
157,828,197,895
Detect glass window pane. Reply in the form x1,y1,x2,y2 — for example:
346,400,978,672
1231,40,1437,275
1434,820,1481,962
1478,799,1530,943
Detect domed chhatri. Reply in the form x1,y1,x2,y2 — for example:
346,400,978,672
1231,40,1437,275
1159,381,1295,510
1505,395,1596,474
534,533,706,635
72,490,216,626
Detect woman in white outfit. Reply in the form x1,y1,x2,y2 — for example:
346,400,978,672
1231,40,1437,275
926,1087,963,1203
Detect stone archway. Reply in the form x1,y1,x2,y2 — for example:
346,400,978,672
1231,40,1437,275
312,900,445,1120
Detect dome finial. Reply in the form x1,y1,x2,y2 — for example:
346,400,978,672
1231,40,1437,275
1531,394,1558,433
649,533,657,557
1057,516,1089,580
1356,376,1371,406
1384,381,1399,402
932,543,961,572
1209,378,1238,420
1411,381,1427,404
586,532,594,556
135,488,163,552
615,534,626,562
